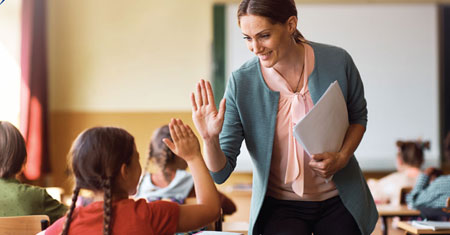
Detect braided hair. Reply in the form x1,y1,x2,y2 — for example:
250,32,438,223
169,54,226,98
62,127,135,235
140,125,177,185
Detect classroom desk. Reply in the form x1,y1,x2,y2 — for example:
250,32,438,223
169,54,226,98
222,221,249,235
397,221,450,234
377,205,421,235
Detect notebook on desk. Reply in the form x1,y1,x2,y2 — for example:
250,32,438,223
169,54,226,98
194,232,244,235
411,220,450,231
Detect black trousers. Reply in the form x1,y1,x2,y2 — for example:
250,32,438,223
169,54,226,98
254,196,361,235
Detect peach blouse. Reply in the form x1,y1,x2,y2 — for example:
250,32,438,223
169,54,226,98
262,43,338,201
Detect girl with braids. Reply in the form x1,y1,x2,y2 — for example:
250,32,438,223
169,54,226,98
44,119,221,235
368,140,430,205
0,121,67,223
135,125,236,215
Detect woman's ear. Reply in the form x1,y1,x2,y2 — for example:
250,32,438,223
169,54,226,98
286,16,298,34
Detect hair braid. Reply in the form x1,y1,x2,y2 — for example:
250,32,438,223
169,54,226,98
103,177,113,235
61,187,80,235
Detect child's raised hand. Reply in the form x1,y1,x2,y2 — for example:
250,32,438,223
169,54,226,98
163,119,201,162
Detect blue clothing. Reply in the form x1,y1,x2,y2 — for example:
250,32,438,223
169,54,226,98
211,41,378,235
406,173,450,209
135,170,194,204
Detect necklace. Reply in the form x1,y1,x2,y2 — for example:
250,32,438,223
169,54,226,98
294,60,305,93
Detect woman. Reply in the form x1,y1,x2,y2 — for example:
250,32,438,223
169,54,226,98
191,0,377,234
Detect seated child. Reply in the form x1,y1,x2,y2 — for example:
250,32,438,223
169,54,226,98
406,132,450,209
44,119,221,234
0,121,67,223
368,140,429,205
135,125,236,215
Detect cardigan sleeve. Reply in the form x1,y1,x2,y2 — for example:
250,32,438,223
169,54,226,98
210,73,245,184
344,51,368,128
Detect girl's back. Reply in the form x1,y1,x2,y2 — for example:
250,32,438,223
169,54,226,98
46,199,178,235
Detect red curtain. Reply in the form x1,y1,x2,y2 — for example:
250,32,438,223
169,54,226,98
20,0,50,181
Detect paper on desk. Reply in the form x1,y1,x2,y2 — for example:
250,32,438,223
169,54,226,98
293,81,348,180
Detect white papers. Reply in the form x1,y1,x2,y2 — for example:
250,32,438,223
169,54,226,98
293,80,348,157
411,220,450,231
194,232,244,235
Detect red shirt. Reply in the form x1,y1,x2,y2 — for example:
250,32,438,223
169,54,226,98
45,198,179,235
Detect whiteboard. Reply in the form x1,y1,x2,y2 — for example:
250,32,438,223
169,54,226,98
225,4,439,172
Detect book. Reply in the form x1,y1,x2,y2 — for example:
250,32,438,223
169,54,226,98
411,220,450,231
193,231,244,235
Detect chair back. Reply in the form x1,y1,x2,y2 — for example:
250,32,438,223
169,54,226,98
400,187,413,205
0,215,50,235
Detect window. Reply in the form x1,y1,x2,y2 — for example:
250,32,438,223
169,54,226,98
0,0,21,127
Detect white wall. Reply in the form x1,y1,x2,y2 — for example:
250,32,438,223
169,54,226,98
226,4,440,171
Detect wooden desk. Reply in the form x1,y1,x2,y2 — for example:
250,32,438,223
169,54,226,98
377,205,421,235
222,221,249,235
397,221,450,234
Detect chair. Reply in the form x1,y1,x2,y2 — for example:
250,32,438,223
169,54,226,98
0,215,49,235
400,186,413,205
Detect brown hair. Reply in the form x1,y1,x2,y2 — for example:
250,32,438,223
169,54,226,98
139,125,178,186
62,127,135,235
396,140,430,168
237,0,305,43
0,121,27,179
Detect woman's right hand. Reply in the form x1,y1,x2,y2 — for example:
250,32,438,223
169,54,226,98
191,79,226,140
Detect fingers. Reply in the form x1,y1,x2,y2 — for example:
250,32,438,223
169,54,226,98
218,98,226,120
191,93,198,112
162,138,175,152
205,80,215,107
200,80,209,106
311,154,325,161
194,79,215,108
196,82,203,107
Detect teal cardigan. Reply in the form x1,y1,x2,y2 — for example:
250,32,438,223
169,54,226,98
211,42,378,235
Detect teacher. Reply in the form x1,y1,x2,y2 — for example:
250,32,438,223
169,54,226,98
191,0,378,234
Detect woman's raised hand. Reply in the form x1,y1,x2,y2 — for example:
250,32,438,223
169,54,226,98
191,80,226,140
163,119,201,162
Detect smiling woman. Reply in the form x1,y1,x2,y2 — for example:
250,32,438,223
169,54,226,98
0,0,21,126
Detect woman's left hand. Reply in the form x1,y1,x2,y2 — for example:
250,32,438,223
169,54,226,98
309,152,347,179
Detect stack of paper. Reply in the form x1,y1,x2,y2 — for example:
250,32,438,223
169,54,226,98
293,80,348,156
411,220,450,231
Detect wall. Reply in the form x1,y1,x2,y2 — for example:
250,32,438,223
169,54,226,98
45,0,450,191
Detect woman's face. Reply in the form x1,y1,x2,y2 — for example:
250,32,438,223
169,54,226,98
239,14,293,68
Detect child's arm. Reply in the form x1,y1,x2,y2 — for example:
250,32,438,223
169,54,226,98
164,119,221,232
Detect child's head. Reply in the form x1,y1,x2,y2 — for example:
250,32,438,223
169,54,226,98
63,126,141,235
396,140,430,169
0,121,27,179
148,125,188,172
